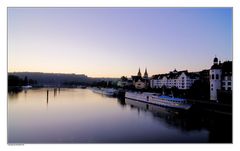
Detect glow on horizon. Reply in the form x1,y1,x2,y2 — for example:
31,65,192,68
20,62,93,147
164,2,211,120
8,8,232,78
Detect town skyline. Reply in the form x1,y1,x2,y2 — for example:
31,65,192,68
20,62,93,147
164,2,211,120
8,8,232,78
8,57,232,79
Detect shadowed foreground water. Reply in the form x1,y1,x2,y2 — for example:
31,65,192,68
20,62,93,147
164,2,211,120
8,88,232,143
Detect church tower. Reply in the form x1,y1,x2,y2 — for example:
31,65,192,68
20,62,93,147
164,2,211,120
210,56,222,101
143,68,148,79
137,68,142,77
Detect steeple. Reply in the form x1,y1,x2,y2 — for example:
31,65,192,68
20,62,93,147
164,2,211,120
137,68,142,77
214,55,218,65
143,68,148,78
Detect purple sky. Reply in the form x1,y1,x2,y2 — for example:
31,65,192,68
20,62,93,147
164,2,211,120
8,8,232,77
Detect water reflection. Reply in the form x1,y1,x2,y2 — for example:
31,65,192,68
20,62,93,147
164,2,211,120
8,91,20,100
8,88,232,143
116,97,126,107
125,98,232,143
54,89,57,97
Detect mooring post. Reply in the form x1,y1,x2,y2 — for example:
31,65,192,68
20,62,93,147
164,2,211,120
54,88,57,97
47,89,49,104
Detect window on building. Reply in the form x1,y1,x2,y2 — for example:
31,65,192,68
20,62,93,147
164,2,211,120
211,88,213,91
211,84,213,87
228,76,231,80
228,87,231,91
216,74,219,79
228,82,231,86
222,82,225,86
212,74,214,79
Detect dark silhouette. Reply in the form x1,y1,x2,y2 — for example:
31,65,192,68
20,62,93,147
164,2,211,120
47,90,49,105
9,72,119,87
187,80,210,100
8,75,24,86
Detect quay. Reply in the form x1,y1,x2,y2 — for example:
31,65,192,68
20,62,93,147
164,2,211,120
188,99,232,115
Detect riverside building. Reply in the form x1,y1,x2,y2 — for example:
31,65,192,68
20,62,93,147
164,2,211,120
210,57,232,101
150,69,199,90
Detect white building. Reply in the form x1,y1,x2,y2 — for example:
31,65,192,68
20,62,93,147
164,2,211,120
150,69,199,90
210,57,232,101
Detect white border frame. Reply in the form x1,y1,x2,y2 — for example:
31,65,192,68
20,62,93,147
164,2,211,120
1,0,240,151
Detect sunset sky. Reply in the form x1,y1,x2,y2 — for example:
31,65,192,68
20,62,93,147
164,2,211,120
8,8,232,78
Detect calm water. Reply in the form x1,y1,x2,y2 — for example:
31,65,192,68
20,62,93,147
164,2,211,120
8,88,232,143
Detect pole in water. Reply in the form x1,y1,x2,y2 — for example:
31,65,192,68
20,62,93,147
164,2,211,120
54,88,57,97
47,89,49,104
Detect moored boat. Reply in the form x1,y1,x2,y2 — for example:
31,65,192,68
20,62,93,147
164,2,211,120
22,85,32,89
77,85,87,89
92,87,117,96
125,92,191,110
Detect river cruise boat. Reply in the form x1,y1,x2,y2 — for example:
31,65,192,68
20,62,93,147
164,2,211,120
92,87,117,96
125,92,191,110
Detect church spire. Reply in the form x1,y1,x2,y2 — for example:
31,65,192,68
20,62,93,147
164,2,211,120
137,68,142,77
143,68,148,78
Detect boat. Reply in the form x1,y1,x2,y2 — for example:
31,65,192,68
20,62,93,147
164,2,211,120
101,88,117,96
77,85,87,89
92,87,117,96
22,85,32,89
92,87,103,94
125,92,192,110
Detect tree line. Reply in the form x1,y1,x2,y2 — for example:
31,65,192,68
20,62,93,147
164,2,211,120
8,75,38,86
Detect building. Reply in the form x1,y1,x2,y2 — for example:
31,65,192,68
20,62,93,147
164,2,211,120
221,61,232,91
210,57,232,101
117,76,132,87
131,68,149,89
150,69,199,90
199,69,210,82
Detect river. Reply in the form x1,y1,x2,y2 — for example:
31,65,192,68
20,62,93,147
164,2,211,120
8,88,232,143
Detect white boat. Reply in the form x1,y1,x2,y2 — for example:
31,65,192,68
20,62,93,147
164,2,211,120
101,88,117,96
125,92,192,110
22,85,32,89
92,88,103,94
77,85,87,89
92,87,117,96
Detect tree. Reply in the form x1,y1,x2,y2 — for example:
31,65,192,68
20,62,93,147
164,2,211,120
120,76,128,81
188,80,210,100
8,75,23,86
24,76,28,85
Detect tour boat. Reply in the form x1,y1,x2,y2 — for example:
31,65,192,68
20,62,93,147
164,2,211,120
125,92,192,110
92,87,117,96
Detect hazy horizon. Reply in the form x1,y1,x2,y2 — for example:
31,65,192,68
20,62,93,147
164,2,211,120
8,8,232,78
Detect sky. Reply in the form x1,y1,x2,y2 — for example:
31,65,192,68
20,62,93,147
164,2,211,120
8,8,232,78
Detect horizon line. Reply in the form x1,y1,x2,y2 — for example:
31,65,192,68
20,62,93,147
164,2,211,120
8,67,216,79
